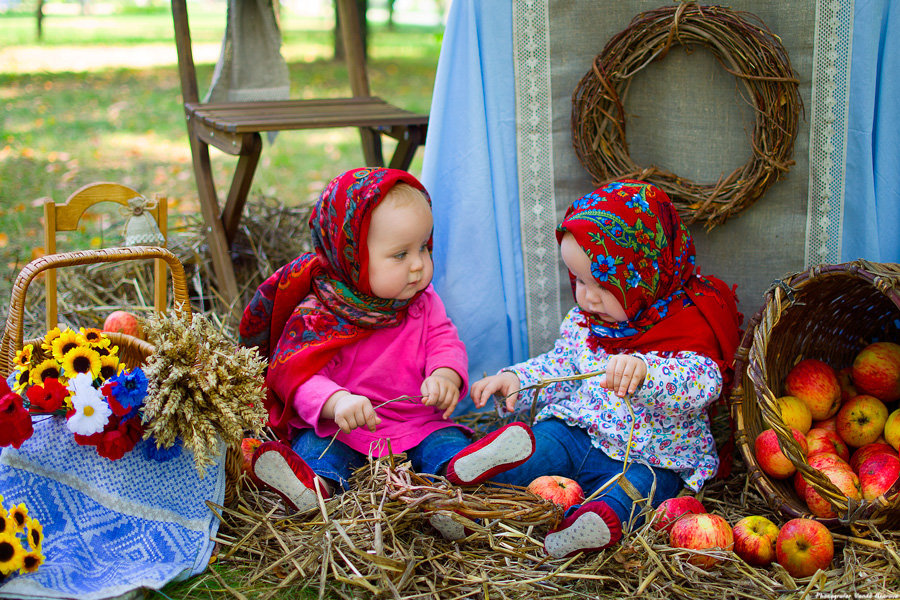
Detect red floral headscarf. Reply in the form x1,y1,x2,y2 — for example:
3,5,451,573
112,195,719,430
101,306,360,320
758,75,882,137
557,180,741,374
239,167,431,439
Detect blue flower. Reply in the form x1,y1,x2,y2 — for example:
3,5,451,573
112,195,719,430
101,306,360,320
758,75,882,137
625,193,649,212
591,255,617,281
144,438,181,462
105,367,148,416
625,264,642,288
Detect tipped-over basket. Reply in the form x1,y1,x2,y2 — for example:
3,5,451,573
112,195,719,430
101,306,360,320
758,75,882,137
0,246,243,506
730,260,900,529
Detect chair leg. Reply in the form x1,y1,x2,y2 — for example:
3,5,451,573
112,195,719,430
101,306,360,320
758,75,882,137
187,134,242,318
358,127,384,167
388,125,426,171
222,132,262,244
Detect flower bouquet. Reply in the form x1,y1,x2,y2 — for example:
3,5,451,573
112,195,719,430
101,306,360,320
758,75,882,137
0,496,43,580
2,326,147,460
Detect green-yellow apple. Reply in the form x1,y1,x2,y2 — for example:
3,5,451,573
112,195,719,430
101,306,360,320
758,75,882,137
885,408,900,451
669,513,734,568
836,394,889,448
776,395,812,434
652,496,706,532
526,475,584,510
732,515,780,567
785,359,841,420
849,442,897,472
858,453,900,501
755,428,808,479
775,518,834,578
806,428,850,462
852,341,900,402
803,466,860,518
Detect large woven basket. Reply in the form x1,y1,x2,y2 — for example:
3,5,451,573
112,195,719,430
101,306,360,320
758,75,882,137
730,260,900,529
0,246,243,506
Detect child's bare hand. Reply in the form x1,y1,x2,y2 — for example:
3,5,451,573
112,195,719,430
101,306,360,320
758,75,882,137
471,371,521,412
421,372,460,419
600,354,647,398
331,393,381,433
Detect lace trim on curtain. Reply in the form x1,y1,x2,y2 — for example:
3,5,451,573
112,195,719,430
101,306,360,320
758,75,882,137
512,0,562,353
807,0,854,264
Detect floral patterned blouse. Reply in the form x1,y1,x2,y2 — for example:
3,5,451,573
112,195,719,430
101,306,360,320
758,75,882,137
501,307,723,491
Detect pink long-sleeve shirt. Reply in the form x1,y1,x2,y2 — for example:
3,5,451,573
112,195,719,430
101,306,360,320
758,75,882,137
287,286,469,456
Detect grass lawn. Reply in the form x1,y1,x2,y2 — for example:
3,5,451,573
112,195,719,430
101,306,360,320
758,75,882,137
0,3,441,598
0,2,441,327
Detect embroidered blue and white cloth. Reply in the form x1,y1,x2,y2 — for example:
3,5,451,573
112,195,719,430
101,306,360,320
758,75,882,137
0,415,225,599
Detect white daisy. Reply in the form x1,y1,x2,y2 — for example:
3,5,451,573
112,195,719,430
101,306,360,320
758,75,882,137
66,373,111,436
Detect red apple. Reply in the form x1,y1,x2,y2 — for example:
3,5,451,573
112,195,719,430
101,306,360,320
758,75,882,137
732,515,780,567
837,366,858,402
775,518,834,578
240,437,263,474
885,408,900,451
103,310,142,338
669,513,734,568
836,395,889,448
858,453,900,501
652,496,706,532
803,466,860,518
807,452,852,473
785,359,842,420
776,395,812,434
526,475,584,510
806,428,850,462
793,470,811,499
852,342,900,402
755,427,808,479
812,417,838,433
849,442,897,472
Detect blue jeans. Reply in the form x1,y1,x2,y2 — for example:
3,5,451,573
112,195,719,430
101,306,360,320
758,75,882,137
291,426,472,491
490,418,683,525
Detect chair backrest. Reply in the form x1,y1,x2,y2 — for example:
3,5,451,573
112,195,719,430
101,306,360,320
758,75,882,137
43,182,168,330
171,0,373,104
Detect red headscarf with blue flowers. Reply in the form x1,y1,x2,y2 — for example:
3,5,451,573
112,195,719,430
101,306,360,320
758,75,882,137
556,180,741,374
239,167,431,439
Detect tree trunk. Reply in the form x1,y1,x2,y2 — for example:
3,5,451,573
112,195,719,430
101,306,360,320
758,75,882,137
35,0,45,40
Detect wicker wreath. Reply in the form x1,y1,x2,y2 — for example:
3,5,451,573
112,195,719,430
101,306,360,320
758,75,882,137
572,3,802,229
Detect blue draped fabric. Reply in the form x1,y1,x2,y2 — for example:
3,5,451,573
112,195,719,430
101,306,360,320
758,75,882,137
421,0,525,413
842,0,900,262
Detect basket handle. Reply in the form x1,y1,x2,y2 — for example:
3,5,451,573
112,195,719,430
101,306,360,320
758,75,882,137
0,246,192,376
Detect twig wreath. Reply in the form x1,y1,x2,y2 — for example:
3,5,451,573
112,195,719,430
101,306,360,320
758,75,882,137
571,3,802,229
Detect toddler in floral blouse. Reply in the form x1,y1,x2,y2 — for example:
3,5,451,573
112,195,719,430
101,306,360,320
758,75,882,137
470,180,741,558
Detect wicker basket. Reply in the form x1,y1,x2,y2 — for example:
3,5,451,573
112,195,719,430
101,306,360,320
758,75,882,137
0,246,243,506
730,260,900,528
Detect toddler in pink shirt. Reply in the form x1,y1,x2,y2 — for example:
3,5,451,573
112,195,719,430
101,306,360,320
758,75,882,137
238,168,534,518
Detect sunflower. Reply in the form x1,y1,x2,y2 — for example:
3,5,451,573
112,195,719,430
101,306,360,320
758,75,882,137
0,516,10,536
0,533,24,577
8,504,27,534
13,345,34,370
20,548,44,574
25,517,42,551
81,327,112,350
12,367,30,394
62,346,102,379
95,343,120,358
40,326,63,354
29,358,64,386
99,354,123,382
50,329,87,363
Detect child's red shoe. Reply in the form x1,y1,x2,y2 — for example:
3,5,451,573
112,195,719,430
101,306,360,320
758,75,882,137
251,441,329,512
543,501,623,558
445,422,535,486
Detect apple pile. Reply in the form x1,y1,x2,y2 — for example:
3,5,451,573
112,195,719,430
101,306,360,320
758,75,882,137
654,497,834,576
753,342,900,518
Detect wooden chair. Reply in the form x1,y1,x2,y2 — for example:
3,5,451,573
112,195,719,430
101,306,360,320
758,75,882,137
171,0,429,310
43,182,168,331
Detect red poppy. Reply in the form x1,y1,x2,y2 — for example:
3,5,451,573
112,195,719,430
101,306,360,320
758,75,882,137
0,391,33,449
74,414,144,460
25,378,68,413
